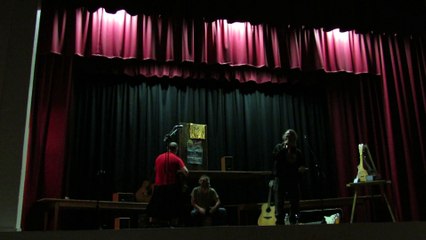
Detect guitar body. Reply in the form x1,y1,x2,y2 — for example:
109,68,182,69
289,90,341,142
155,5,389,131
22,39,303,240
357,165,368,182
135,180,153,202
176,171,189,193
258,203,277,226
258,179,277,226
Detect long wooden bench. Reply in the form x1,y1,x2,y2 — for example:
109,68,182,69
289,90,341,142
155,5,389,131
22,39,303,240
37,198,148,230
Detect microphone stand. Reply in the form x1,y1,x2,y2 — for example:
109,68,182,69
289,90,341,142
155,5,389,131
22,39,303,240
161,124,183,225
162,124,183,179
163,125,181,177
162,125,183,183
95,169,106,229
304,135,325,216
163,126,181,143
163,126,175,188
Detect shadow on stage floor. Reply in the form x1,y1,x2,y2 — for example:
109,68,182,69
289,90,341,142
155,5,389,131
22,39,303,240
1,222,426,240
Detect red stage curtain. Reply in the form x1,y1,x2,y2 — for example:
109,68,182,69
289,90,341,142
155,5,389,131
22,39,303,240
22,6,426,229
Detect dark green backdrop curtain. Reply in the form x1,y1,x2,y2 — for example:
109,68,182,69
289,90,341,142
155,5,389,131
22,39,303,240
66,57,335,202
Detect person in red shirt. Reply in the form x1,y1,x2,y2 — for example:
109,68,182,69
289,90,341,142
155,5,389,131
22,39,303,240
146,142,189,226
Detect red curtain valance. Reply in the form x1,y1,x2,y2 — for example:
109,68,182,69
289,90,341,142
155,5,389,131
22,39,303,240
40,7,385,83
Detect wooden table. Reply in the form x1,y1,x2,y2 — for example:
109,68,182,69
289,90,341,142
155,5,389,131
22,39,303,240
188,170,272,179
346,180,396,223
37,198,148,230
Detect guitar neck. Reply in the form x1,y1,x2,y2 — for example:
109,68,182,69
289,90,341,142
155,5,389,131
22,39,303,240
357,144,368,182
358,144,364,168
267,182,273,206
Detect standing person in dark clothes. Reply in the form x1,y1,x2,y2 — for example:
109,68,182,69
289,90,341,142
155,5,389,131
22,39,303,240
272,129,308,225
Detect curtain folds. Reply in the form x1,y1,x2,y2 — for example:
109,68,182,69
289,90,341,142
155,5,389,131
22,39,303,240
23,5,426,230
378,36,426,220
41,7,386,81
23,55,74,229
65,66,333,203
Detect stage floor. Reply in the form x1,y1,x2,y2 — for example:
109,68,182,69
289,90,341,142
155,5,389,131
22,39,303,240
1,222,426,240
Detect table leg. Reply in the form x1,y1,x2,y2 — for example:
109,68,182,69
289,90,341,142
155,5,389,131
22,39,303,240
52,203,60,230
380,187,396,222
350,189,358,223
43,211,49,231
237,206,241,225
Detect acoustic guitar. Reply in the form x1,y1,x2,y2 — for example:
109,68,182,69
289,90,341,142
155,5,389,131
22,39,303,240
356,143,368,182
258,179,277,226
135,180,153,202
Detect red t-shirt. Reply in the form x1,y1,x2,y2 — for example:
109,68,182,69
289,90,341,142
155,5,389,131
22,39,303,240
154,152,186,185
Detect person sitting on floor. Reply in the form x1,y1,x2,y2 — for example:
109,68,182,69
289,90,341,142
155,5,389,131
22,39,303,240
190,175,227,226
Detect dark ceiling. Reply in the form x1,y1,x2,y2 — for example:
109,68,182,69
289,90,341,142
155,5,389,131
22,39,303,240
46,0,426,34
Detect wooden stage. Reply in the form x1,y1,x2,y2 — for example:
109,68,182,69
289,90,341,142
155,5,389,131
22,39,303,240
34,195,383,230
29,173,399,231
1,222,426,240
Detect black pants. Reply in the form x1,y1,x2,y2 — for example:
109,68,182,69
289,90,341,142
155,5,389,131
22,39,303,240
146,184,184,224
190,207,227,226
274,178,301,224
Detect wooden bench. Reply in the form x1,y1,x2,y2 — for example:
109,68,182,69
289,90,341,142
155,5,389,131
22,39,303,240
37,198,148,230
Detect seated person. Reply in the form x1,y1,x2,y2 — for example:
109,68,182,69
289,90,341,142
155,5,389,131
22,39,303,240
190,175,227,226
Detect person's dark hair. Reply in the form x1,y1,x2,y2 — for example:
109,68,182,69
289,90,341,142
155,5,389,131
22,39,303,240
168,142,178,152
199,175,210,186
282,129,298,141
